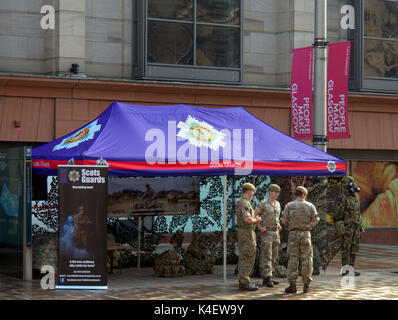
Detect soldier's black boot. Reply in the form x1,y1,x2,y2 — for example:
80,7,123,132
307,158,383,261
263,277,274,287
272,279,280,285
303,284,310,293
341,269,360,276
341,270,349,276
284,282,297,294
239,283,258,291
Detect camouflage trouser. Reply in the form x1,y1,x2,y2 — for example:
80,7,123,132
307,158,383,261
259,231,280,278
312,243,320,274
237,229,256,284
73,229,88,249
287,231,313,285
341,225,361,267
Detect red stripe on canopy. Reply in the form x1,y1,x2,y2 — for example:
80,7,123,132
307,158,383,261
33,159,346,172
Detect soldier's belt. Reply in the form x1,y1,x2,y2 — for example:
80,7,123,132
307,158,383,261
238,226,256,231
290,229,310,232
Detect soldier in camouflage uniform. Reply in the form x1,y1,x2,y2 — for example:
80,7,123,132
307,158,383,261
73,206,93,250
236,183,262,291
332,176,363,276
281,186,319,294
255,184,282,287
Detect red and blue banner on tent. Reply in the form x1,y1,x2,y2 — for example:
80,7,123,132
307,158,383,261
32,102,346,177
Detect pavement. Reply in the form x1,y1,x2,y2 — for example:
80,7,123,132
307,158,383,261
1,244,398,300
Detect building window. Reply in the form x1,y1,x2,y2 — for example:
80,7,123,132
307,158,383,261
352,0,398,92
134,0,242,83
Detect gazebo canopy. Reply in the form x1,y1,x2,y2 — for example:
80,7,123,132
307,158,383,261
32,101,346,176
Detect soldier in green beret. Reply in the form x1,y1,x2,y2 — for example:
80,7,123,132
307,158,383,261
281,186,319,294
236,183,262,291
254,184,282,287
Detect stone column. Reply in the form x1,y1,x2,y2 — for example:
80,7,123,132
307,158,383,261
45,0,86,75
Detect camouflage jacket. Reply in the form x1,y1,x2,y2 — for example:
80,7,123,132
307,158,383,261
332,193,362,227
255,198,281,231
281,198,319,231
236,197,256,231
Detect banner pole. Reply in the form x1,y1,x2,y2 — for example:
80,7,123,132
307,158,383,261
223,175,227,283
313,0,328,152
23,147,32,280
138,216,142,269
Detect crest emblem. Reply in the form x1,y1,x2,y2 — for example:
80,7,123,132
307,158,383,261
96,157,109,167
53,120,101,151
177,115,226,151
327,161,336,173
68,170,80,182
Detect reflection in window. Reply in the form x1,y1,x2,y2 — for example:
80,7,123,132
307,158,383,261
365,39,398,78
197,0,240,25
364,0,398,78
148,21,193,65
141,0,241,82
364,0,398,38
148,0,193,20
196,26,240,68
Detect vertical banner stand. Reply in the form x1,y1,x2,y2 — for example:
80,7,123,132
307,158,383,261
56,165,108,289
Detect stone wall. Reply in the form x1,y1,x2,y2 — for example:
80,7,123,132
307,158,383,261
0,0,131,78
0,0,49,74
0,0,350,84
85,0,132,79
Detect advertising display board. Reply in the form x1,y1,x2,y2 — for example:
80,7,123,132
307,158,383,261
56,165,108,289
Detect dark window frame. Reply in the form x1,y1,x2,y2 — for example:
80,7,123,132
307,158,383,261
133,0,243,84
350,0,398,93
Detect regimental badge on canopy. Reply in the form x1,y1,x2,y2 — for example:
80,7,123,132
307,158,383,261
96,157,109,167
177,115,226,151
53,120,101,151
327,160,336,173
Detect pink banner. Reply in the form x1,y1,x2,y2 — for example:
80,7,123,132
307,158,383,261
327,41,351,139
291,46,313,140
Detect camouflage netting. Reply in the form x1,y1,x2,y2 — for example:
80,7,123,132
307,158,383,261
154,250,185,277
32,175,344,275
32,234,58,274
183,236,215,275
32,177,59,275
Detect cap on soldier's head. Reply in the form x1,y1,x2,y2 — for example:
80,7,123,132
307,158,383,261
296,186,308,196
242,182,256,192
268,184,281,192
